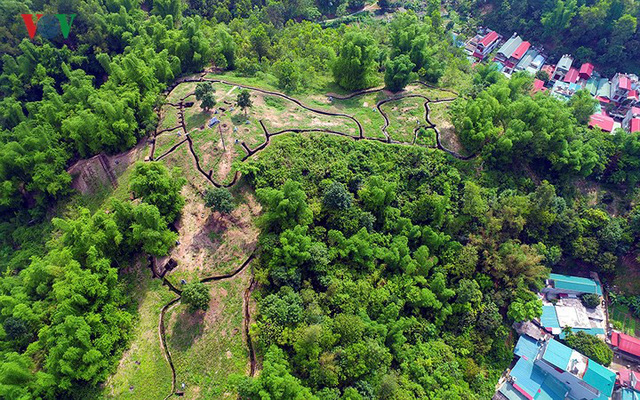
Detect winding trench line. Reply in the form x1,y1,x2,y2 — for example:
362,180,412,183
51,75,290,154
148,74,475,398
150,74,473,191
156,253,256,399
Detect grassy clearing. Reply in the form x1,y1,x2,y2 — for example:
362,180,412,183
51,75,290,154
155,132,186,158
162,144,211,193
408,84,457,101
328,92,387,138
184,105,213,132
165,272,250,399
382,97,426,143
167,82,196,103
103,266,175,399
159,105,180,130
610,303,640,336
428,102,469,156
258,94,359,136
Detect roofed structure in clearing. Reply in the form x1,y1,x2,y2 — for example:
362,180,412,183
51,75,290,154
547,273,603,295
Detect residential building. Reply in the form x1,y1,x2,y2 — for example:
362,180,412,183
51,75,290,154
564,67,580,84
597,79,612,102
496,335,616,400
495,33,523,71
533,79,547,93
542,273,603,297
589,113,616,132
553,55,574,81
616,367,640,392
623,107,640,133
580,63,595,80
506,41,531,71
540,300,606,339
611,73,632,103
541,64,555,79
610,331,640,363
614,388,640,400
585,78,600,96
515,49,538,72
473,30,501,60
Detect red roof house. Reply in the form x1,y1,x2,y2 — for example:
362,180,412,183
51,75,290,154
619,75,632,91
511,41,531,60
589,113,615,132
611,331,640,357
631,119,640,133
480,31,499,47
617,368,640,391
541,65,555,78
532,79,547,93
579,63,594,80
628,89,639,101
563,67,580,84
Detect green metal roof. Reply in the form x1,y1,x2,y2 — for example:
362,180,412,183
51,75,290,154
549,273,602,295
583,360,615,398
597,79,611,98
541,339,572,369
585,78,599,96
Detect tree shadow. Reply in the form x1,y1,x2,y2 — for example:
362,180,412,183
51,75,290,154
169,307,206,352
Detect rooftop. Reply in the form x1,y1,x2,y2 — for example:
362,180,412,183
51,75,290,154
597,79,611,98
548,273,603,295
631,119,640,133
480,30,500,47
589,114,615,132
611,331,640,357
590,113,616,132
556,54,574,71
511,41,531,60
497,35,523,58
580,63,595,78
564,67,580,83
533,79,547,93
619,75,632,90
583,360,616,397
619,388,640,400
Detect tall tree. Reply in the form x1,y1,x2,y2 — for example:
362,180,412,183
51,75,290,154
237,89,253,115
332,30,378,91
129,162,186,222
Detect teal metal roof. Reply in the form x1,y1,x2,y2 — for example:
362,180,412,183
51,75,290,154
542,339,572,369
620,388,640,400
511,358,545,397
549,273,602,295
498,382,529,400
583,360,615,398
537,374,568,400
515,335,541,361
558,327,605,339
506,358,565,400
541,306,560,329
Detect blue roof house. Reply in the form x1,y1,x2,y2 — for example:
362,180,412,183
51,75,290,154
542,273,603,297
497,335,616,400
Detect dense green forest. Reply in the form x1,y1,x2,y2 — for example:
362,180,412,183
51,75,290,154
450,0,640,75
1,0,640,399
